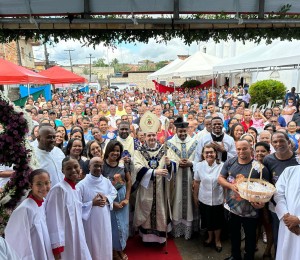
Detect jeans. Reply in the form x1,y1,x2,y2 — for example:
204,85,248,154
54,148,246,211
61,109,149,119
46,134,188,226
271,211,279,254
229,212,258,260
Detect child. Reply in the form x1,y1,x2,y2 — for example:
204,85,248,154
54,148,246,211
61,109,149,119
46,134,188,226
252,111,267,133
45,157,92,260
5,169,54,259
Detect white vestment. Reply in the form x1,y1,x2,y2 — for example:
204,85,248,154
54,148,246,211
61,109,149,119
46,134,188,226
76,174,117,260
167,135,197,239
34,147,65,186
5,198,54,260
0,237,19,260
45,180,92,260
274,165,300,260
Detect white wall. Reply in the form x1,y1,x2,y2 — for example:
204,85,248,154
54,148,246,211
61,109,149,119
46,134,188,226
252,69,300,92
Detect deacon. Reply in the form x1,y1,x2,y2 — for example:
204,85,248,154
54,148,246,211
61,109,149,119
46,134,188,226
167,117,198,239
76,157,117,260
132,111,175,244
274,165,300,260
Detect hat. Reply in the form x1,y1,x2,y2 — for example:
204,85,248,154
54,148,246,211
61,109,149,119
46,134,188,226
139,111,160,133
174,117,189,128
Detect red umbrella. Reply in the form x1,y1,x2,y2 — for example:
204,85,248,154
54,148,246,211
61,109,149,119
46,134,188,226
39,66,87,84
0,58,50,84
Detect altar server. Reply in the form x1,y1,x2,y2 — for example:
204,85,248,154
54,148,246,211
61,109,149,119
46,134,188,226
45,157,92,260
5,169,54,260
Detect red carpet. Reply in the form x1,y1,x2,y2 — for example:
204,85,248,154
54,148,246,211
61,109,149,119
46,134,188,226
125,235,182,260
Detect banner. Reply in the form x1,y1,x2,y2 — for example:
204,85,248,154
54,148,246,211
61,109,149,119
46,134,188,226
152,79,214,93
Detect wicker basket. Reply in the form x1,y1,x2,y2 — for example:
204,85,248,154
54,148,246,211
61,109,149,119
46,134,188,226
236,163,276,203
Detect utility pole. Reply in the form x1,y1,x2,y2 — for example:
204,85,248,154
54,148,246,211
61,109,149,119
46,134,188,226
16,39,22,66
86,53,95,82
64,49,74,72
44,43,50,69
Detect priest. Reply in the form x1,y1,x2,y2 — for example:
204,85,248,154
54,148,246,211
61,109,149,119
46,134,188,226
76,157,117,260
132,111,175,244
274,165,300,260
167,117,198,239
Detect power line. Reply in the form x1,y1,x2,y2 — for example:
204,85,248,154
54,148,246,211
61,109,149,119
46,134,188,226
64,49,75,72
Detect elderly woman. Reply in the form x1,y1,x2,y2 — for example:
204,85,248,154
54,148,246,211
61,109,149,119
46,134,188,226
193,144,224,253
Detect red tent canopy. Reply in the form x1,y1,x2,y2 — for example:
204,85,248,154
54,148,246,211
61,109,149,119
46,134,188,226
39,66,87,84
0,58,50,84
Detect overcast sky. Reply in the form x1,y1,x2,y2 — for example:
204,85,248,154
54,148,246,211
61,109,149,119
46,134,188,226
33,38,200,66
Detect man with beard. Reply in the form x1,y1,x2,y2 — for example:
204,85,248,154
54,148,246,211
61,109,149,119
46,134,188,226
34,124,65,186
218,140,270,260
116,121,134,170
167,117,198,239
195,117,236,162
132,111,175,244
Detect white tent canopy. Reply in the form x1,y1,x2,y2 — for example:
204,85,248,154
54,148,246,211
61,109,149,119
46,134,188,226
172,51,223,78
147,58,184,80
213,41,300,73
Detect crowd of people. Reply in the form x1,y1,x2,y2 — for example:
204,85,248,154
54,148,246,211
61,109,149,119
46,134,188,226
1,85,300,260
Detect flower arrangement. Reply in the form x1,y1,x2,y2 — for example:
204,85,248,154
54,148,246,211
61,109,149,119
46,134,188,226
0,92,37,235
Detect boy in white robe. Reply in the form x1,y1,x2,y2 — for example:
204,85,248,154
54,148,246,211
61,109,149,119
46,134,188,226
274,165,300,260
45,157,92,260
77,157,117,260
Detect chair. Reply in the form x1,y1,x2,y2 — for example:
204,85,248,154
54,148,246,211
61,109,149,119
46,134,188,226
249,103,258,112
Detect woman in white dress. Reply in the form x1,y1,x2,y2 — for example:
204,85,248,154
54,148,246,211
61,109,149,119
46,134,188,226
5,169,54,259
193,144,224,253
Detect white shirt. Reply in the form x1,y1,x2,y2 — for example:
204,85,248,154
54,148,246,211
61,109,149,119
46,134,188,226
107,114,120,129
34,146,65,186
194,160,224,206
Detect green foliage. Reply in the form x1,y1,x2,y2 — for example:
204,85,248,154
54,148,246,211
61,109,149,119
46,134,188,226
181,80,201,88
82,67,89,74
93,58,108,67
249,80,286,106
155,61,168,70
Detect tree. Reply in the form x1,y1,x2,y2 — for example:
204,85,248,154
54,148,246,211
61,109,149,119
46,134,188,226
155,60,168,70
249,79,286,106
181,80,201,88
110,58,119,67
93,58,108,67
82,67,89,75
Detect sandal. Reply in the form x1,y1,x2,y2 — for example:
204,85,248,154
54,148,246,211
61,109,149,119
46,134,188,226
118,251,128,260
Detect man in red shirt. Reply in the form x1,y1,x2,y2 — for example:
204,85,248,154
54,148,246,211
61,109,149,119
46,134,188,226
241,109,253,132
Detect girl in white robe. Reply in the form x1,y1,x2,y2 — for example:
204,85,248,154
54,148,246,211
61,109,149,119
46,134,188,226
45,157,92,260
76,157,117,260
5,169,54,260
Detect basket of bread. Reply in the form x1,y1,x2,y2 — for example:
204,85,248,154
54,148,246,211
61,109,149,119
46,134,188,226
236,162,276,203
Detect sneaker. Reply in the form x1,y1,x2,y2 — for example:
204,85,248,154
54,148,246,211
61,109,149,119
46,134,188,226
263,232,267,244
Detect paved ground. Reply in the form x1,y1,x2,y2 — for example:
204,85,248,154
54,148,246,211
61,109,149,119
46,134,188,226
174,233,274,260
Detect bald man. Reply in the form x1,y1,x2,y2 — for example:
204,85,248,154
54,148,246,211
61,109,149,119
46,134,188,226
34,124,65,185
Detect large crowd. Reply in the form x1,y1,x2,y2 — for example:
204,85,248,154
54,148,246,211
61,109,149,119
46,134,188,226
1,85,300,260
